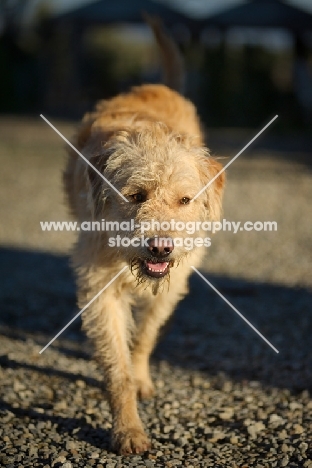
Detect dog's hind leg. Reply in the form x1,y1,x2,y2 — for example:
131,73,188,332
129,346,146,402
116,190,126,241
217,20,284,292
79,271,151,455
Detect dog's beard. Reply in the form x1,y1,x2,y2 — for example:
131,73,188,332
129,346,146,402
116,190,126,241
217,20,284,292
130,257,174,295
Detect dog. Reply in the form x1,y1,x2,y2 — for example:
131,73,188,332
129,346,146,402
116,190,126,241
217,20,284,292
63,17,225,455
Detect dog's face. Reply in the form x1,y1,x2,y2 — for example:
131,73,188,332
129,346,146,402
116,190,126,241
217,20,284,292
86,123,225,286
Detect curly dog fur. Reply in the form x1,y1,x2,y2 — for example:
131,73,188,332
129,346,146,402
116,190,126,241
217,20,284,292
63,21,225,455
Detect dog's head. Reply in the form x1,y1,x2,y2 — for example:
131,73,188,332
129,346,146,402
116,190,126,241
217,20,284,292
84,123,225,287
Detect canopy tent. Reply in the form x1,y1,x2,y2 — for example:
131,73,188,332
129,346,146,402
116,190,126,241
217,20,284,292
56,0,195,29
53,0,312,35
200,0,312,31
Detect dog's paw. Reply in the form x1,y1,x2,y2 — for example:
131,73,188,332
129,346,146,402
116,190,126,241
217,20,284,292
112,427,151,455
136,378,155,400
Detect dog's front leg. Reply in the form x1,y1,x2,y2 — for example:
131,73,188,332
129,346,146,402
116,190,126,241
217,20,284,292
80,282,151,455
132,288,186,400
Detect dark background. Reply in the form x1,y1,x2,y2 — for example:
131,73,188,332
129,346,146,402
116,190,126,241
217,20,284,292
1,0,312,130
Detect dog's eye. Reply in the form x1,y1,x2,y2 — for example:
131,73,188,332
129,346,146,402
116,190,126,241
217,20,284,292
130,193,146,203
180,197,190,205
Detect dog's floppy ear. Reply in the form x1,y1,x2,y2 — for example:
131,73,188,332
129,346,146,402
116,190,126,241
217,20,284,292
84,130,117,218
86,154,109,218
199,157,225,222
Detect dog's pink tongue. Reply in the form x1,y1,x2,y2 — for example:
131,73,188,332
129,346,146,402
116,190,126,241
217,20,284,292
146,261,168,272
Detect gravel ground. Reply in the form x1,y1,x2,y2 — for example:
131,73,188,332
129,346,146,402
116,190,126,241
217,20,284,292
0,117,312,467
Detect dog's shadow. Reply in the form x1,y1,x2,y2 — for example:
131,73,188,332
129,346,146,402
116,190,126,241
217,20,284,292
154,272,312,393
1,246,312,392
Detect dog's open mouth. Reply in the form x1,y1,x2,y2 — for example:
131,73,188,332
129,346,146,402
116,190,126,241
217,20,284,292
141,259,172,278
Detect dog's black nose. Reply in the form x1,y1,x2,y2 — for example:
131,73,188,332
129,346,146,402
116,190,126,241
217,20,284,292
147,237,174,256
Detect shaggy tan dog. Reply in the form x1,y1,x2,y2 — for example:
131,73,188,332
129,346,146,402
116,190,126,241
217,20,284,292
63,21,225,455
